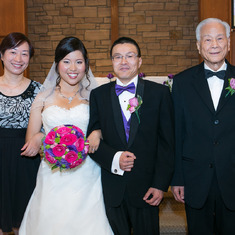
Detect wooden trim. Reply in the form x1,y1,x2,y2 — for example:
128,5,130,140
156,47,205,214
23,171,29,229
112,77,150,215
111,0,119,43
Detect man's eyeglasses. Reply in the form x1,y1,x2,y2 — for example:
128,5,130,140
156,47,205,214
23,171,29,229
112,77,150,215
112,53,138,63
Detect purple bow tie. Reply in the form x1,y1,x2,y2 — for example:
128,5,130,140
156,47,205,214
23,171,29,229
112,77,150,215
115,82,135,96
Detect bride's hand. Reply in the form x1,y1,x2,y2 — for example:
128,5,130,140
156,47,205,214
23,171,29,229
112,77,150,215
21,133,44,157
87,130,102,153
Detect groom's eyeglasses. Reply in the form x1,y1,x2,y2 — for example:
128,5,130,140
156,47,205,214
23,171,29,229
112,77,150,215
112,53,138,63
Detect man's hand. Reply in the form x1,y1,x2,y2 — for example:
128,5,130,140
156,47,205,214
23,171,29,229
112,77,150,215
171,186,185,203
143,188,164,206
119,151,136,172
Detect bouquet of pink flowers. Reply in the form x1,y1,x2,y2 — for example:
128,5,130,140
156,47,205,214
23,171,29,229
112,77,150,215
41,124,89,171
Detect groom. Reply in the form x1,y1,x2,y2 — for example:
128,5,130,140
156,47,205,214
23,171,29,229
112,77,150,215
88,37,174,235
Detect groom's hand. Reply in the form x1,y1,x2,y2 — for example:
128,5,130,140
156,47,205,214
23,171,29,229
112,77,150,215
119,151,136,172
143,188,164,206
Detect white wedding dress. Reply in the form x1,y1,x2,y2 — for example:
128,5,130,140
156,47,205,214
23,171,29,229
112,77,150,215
19,104,113,235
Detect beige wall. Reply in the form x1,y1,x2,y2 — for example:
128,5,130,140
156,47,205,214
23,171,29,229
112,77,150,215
26,0,199,83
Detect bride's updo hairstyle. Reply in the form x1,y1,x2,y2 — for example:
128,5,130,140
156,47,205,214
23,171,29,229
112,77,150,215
54,36,90,88
35,36,97,105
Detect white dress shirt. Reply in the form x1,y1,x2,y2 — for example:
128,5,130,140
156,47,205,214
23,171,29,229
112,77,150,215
205,62,227,111
111,76,138,176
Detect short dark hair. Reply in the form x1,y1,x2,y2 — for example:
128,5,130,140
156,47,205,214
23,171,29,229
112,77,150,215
0,32,34,58
110,37,141,58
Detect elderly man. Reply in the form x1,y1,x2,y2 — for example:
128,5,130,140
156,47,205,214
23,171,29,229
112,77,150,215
88,37,174,235
171,18,235,235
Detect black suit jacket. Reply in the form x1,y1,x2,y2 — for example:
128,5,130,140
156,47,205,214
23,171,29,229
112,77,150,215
171,61,235,210
88,77,174,208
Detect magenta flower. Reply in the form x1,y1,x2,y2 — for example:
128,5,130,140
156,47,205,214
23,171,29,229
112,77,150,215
65,151,78,163
72,125,83,133
230,78,235,89
45,152,57,164
129,106,136,113
127,95,143,123
56,126,71,136
225,78,235,97
129,97,138,107
60,134,77,145
52,144,66,157
70,159,83,168
84,143,89,154
74,138,85,152
45,131,56,145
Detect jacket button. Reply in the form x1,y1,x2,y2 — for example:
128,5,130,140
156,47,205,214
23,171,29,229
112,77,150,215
209,163,213,168
214,120,219,125
114,169,117,173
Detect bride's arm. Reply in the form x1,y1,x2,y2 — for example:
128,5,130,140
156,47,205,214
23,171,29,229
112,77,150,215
21,103,44,157
87,129,102,154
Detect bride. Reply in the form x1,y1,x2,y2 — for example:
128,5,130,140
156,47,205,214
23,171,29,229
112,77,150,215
19,37,113,235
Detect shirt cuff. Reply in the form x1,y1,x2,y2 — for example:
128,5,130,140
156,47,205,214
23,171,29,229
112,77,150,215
111,151,124,176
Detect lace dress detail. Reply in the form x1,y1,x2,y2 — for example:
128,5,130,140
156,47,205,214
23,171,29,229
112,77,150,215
0,81,41,128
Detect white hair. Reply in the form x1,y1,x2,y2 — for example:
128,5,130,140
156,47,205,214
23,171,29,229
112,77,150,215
196,18,230,41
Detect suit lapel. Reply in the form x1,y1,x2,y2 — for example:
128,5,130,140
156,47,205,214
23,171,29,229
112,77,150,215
216,63,233,113
192,63,215,114
110,83,127,146
128,77,144,148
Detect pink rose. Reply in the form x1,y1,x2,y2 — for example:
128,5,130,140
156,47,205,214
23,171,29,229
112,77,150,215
230,78,235,89
45,152,57,164
72,126,83,134
129,97,138,107
52,144,66,157
129,106,136,113
74,138,85,152
56,126,71,136
60,134,77,145
65,151,78,163
70,159,83,168
45,131,56,145
84,144,89,154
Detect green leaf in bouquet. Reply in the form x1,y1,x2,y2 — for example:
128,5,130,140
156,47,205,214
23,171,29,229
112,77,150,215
46,145,51,149
55,157,62,160
51,165,58,170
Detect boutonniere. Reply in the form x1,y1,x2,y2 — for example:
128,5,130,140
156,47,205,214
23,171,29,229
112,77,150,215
225,78,235,97
127,95,143,123
163,74,174,92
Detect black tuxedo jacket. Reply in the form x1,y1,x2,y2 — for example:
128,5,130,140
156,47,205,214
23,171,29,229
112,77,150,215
88,77,174,208
171,61,235,210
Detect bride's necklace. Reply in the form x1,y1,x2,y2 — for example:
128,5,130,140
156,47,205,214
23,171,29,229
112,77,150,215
59,89,79,104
